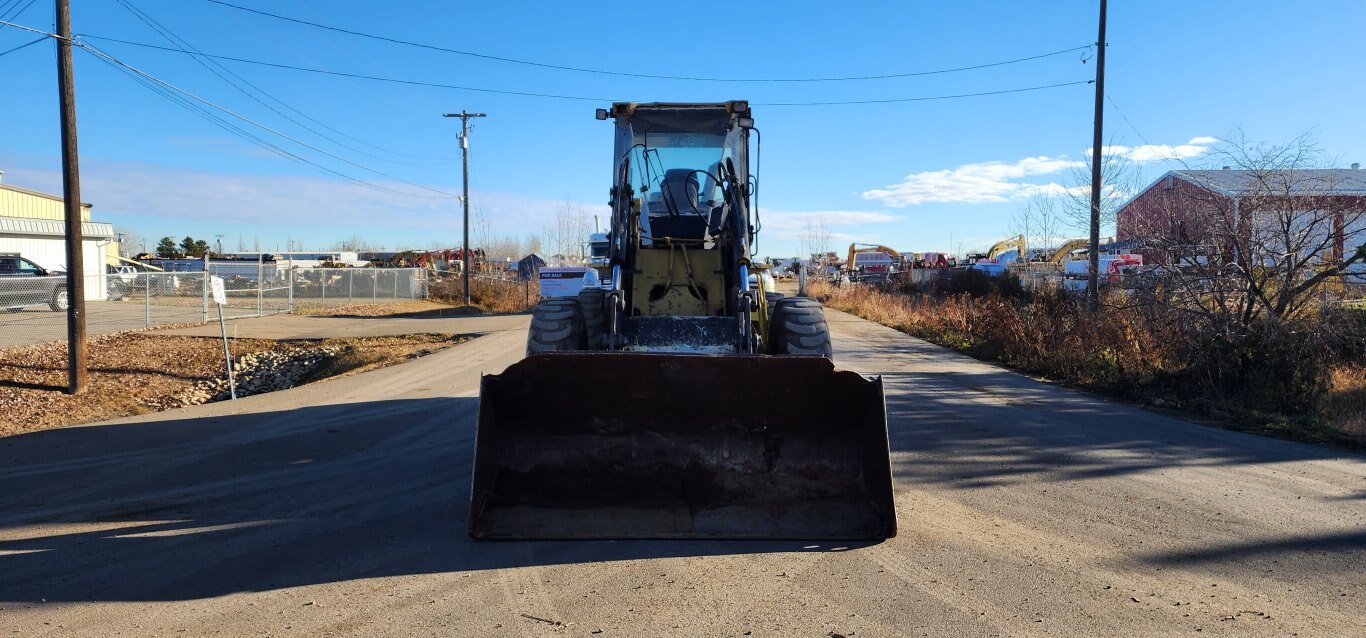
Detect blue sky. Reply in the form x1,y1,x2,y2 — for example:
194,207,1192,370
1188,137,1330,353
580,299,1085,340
2,0,1364,257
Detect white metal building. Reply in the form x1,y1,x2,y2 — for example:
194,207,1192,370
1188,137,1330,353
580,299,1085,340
0,173,113,300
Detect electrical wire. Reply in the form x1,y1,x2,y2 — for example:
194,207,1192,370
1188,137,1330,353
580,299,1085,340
113,0,453,166
80,34,1094,107
758,80,1094,106
204,0,1088,83
1104,93,1151,147
0,0,36,26
78,41,459,199
0,33,42,56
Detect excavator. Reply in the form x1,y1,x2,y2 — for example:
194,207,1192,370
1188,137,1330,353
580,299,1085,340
1009,238,1088,274
985,234,1027,262
845,243,902,281
469,102,896,540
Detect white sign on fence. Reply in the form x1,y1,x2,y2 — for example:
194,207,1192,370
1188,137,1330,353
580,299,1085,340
538,267,600,297
210,275,227,305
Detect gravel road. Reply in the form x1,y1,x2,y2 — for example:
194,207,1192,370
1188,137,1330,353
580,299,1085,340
1,309,1362,637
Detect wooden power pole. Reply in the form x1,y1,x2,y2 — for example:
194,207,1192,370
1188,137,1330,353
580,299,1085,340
1086,0,1107,313
56,0,87,394
443,111,486,306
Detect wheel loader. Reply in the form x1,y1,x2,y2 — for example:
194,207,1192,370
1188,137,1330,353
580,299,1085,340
468,101,896,540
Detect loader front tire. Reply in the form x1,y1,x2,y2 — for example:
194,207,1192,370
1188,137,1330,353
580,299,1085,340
577,287,607,350
769,297,833,358
527,298,584,355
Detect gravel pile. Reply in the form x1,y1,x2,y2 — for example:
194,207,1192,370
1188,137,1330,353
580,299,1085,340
174,345,343,405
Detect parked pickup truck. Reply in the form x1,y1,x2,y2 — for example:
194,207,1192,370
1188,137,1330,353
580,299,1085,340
0,254,68,312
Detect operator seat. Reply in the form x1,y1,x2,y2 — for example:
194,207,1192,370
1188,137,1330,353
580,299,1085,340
648,168,710,243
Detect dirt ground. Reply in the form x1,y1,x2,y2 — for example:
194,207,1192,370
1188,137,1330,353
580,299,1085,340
0,330,466,437
1,310,1361,637
292,300,476,318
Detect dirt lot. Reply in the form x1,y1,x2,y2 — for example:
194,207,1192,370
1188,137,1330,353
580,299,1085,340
0,330,467,437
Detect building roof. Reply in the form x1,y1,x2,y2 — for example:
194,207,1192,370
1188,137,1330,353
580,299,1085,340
0,216,114,239
1175,168,1366,196
0,183,93,208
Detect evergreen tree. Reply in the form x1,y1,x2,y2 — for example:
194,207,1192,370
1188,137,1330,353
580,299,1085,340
156,236,177,258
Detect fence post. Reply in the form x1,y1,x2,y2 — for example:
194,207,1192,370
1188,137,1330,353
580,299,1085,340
256,252,263,317
201,267,209,323
393,270,398,299
144,272,151,328
348,269,354,302
287,266,294,314
321,268,327,303
372,272,377,303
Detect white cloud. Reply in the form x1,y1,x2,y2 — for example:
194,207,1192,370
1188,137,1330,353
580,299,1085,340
1090,136,1217,164
865,136,1216,208
861,156,1082,207
759,209,898,242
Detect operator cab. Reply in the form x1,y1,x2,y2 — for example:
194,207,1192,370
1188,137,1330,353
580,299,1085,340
605,102,754,322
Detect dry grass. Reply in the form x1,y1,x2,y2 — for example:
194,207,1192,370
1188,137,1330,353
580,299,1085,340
293,300,463,317
0,331,467,438
1325,365,1366,439
810,279,1366,448
427,275,538,313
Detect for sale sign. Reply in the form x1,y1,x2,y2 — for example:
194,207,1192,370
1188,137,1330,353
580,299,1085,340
210,275,227,305
538,267,600,297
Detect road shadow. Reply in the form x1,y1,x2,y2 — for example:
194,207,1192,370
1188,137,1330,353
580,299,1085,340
0,398,869,603
866,361,1362,490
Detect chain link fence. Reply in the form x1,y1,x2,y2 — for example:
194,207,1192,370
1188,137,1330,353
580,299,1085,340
0,267,425,351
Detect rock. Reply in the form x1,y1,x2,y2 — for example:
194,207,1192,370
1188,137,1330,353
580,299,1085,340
1150,398,1165,407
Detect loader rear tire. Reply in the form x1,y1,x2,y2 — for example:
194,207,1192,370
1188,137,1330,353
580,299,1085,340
769,297,833,358
764,291,785,318
577,287,607,350
527,298,584,355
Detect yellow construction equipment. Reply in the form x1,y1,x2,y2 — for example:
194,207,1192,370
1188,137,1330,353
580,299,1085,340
985,234,1027,261
469,102,896,540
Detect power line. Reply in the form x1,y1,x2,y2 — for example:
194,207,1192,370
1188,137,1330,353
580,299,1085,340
0,33,42,56
0,0,37,26
79,41,459,199
83,46,438,200
113,0,452,166
759,80,1093,106
81,34,1094,107
1104,92,1151,147
204,0,1088,83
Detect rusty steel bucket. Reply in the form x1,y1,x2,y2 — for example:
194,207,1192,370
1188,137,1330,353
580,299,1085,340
468,352,896,540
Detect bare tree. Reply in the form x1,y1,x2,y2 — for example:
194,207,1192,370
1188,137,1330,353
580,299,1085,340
1061,139,1145,237
1133,132,1365,324
799,215,832,261
332,234,374,252
1011,193,1065,259
546,201,592,264
113,227,142,258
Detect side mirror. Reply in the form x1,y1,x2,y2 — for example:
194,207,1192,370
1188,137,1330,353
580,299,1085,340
595,108,609,121
736,116,755,129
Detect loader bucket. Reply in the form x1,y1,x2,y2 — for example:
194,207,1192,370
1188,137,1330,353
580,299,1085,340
468,352,896,540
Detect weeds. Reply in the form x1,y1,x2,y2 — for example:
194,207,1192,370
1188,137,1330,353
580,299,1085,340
427,274,539,313
811,275,1366,448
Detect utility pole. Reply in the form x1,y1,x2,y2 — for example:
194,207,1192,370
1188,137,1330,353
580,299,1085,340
1086,0,1107,313
56,0,87,394
444,110,486,306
